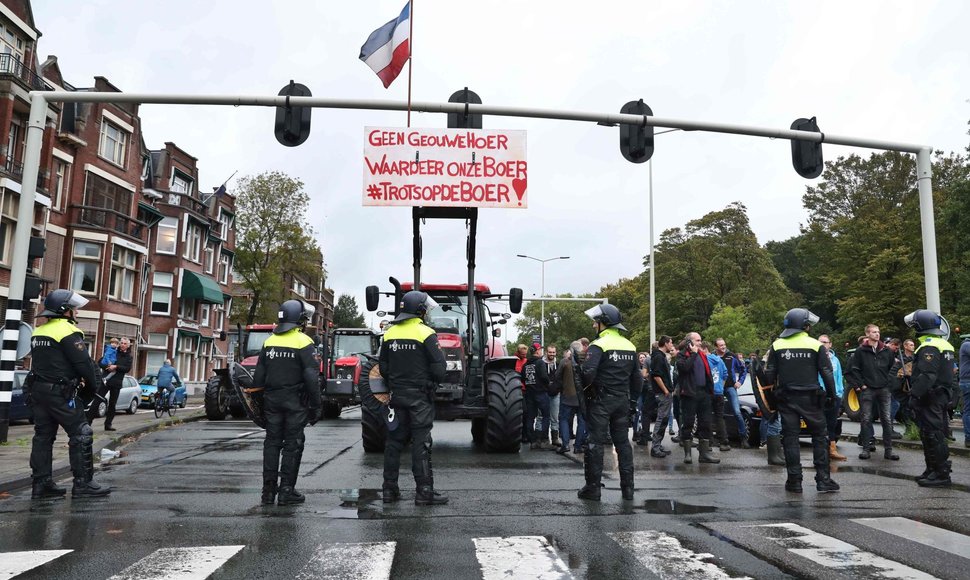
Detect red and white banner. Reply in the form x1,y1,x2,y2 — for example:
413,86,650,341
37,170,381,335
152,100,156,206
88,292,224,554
363,127,528,208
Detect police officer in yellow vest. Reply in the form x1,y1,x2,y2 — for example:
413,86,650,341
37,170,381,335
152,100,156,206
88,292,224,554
904,309,955,488
760,308,839,494
253,299,321,506
578,304,643,502
379,290,447,505
28,289,111,498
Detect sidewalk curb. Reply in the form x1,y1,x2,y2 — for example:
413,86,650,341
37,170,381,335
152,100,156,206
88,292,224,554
0,412,207,495
840,433,970,458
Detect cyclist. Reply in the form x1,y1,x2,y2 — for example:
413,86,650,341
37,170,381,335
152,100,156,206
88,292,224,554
155,359,181,410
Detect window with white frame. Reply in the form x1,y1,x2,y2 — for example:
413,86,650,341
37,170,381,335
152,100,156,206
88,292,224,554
214,304,225,332
218,252,232,284
179,297,198,321
151,272,174,314
176,334,198,380
218,210,234,240
171,170,192,195
0,189,18,264
0,23,26,65
98,119,128,167
183,221,203,262
54,159,71,211
70,241,103,294
108,245,138,302
200,304,210,327
293,279,308,298
145,351,166,375
156,217,178,254
204,241,216,274
147,333,168,347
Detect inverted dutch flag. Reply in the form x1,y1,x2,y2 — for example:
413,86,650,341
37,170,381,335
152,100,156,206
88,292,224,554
359,2,411,89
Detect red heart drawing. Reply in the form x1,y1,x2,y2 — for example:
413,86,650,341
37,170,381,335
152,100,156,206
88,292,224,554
512,178,527,200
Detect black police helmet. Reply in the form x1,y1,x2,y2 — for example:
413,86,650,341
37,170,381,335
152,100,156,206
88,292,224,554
393,291,438,322
584,303,627,331
39,289,88,318
780,308,820,338
904,309,946,337
275,299,313,334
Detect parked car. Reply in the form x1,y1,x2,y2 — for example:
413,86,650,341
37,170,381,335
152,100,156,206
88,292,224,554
138,374,187,409
93,375,142,418
9,370,33,424
727,376,762,447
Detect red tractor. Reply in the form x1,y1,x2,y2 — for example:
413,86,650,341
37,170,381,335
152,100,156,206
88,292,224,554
204,323,276,420
321,328,381,418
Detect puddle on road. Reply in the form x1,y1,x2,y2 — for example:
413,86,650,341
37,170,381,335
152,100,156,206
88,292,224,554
321,488,383,519
835,465,970,493
639,499,717,515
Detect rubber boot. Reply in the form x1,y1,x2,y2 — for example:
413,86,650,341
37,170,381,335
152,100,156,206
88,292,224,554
682,437,693,464
31,478,66,500
261,480,277,505
699,440,721,464
828,441,847,461
382,482,401,503
766,435,786,466
719,439,732,452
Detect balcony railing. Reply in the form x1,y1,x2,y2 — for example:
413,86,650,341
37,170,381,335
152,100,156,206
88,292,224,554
0,54,50,91
69,204,151,244
2,157,22,178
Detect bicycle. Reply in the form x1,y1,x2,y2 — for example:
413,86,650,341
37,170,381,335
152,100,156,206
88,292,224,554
154,387,176,419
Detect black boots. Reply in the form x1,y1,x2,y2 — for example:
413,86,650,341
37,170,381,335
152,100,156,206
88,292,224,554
620,473,635,500
577,483,601,501
621,486,635,500
382,482,401,503
415,485,448,505
277,449,304,505
884,448,899,461
698,440,720,464
261,480,277,505
816,476,840,493
31,478,66,500
277,486,306,505
916,432,952,488
766,435,786,466
785,477,803,493
72,478,111,498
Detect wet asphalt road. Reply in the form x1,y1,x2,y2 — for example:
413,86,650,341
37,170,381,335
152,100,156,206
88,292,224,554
1,408,969,579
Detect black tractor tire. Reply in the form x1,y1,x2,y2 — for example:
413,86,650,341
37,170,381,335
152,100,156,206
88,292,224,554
361,406,387,453
842,388,862,422
322,402,342,419
471,418,486,445
484,367,523,453
204,375,229,420
229,403,247,419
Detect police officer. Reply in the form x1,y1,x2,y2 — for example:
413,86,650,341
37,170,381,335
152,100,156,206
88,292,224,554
578,304,643,501
379,290,447,505
28,289,111,498
253,299,321,506
904,309,954,487
760,308,839,494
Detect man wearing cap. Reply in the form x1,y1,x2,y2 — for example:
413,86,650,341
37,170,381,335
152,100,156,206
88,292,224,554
577,304,642,502
379,290,448,505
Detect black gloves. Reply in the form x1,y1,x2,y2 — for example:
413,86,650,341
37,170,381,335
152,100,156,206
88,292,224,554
307,407,321,426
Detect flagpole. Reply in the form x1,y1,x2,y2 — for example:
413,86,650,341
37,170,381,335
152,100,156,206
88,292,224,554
406,0,413,127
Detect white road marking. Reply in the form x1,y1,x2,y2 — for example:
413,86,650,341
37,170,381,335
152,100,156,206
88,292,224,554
751,523,938,579
473,536,573,580
295,541,395,580
0,550,72,578
852,517,970,561
107,545,244,580
609,531,751,580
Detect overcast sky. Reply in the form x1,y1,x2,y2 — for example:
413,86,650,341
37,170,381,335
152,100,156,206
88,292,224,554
32,0,970,326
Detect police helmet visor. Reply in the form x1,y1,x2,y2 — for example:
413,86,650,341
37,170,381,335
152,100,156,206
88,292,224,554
806,311,820,326
584,305,605,321
903,311,917,328
66,292,89,311
302,302,316,320
423,295,439,313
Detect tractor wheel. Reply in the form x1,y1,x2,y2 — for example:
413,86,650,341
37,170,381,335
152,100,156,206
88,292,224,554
322,402,342,419
204,375,229,420
842,388,862,422
361,406,386,453
229,403,247,419
471,418,486,445
484,367,523,453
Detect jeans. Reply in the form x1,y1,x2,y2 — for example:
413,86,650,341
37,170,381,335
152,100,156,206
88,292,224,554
549,394,561,432
724,387,748,438
558,403,587,450
651,393,672,446
859,388,894,448
157,385,176,407
961,381,970,441
524,389,551,440
760,414,781,442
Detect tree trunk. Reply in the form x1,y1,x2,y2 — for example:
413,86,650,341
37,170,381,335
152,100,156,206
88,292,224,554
246,291,261,326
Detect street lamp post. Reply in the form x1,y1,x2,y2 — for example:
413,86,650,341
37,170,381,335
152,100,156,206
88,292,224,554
516,254,570,346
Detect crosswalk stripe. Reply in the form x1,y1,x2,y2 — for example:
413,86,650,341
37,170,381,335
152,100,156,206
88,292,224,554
0,550,72,579
750,523,938,580
294,541,396,580
106,545,245,580
473,536,573,580
852,517,970,561
609,531,751,580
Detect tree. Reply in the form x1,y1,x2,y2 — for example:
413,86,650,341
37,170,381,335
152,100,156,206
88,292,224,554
513,294,596,350
702,304,760,355
230,171,324,325
333,294,366,328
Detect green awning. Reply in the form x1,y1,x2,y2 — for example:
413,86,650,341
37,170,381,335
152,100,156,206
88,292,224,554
178,328,201,338
137,202,165,227
181,270,224,304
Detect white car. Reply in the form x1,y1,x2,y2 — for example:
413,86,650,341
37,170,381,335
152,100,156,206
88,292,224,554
94,375,142,417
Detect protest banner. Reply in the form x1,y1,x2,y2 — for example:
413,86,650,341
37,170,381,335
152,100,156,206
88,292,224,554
363,127,527,208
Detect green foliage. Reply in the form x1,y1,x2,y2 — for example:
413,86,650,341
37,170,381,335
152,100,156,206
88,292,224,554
229,171,324,325
333,294,366,328
513,294,596,350
702,304,760,355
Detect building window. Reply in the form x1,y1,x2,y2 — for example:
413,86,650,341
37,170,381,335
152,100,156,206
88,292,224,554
54,159,71,211
293,279,308,298
151,272,174,315
171,170,192,196
109,245,138,302
214,304,225,332
218,253,232,284
218,210,234,240
0,189,17,264
0,24,26,64
176,334,198,381
183,221,203,263
156,217,178,254
147,333,168,347
145,351,166,375
200,304,210,327
98,119,128,167
179,297,198,321
83,172,132,219
70,241,103,294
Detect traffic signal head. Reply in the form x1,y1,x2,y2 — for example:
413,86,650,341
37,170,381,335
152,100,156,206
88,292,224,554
619,100,654,164
448,88,482,129
275,81,312,147
791,117,824,179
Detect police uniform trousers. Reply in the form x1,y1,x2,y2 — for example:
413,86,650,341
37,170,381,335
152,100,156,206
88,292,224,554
679,392,713,442
29,384,95,483
584,391,634,488
912,387,950,475
384,387,436,487
777,389,828,481
263,385,308,487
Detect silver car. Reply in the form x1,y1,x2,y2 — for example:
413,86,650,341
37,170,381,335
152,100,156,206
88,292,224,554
93,375,143,417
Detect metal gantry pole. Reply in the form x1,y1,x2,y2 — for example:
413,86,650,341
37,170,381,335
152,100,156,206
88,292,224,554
916,148,940,313
0,94,47,442
648,158,656,345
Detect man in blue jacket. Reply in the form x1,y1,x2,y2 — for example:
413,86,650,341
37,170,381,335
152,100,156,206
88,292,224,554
716,339,750,449
156,359,181,409
703,342,731,452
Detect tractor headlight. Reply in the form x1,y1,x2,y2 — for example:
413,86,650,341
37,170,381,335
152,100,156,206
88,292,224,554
446,360,463,372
